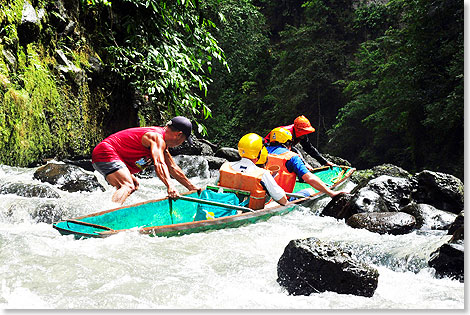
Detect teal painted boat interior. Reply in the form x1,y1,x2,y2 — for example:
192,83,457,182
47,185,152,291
53,165,352,238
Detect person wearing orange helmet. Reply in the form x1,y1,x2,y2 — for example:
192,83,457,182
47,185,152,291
264,115,334,169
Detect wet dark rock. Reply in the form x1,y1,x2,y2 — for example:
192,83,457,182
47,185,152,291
277,237,379,297
33,162,104,192
365,175,414,212
349,188,389,214
198,139,218,153
351,164,411,184
168,139,208,156
411,170,464,214
428,241,464,282
60,179,104,193
448,211,464,237
428,210,464,282
204,156,227,170
321,187,389,220
292,145,321,169
214,147,240,162
62,159,94,172
0,182,60,198
173,155,210,179
55,49,86,86
400,202,456,230
321,153,351,167
88,56,103,76
32,202,64,224
2,49,17,72
48,0,68,31
346,212,416,235
17,1,41,46
320,193,358,220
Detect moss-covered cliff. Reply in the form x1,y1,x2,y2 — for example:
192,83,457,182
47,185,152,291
0,0,224,167
0,0,115,166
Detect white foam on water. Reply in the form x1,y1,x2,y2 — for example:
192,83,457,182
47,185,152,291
0,164,464,309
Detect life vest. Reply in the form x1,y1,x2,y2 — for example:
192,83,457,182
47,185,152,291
266,151,298,193
218,162,267,210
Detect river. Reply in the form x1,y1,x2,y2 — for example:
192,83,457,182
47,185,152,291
0,163,464,309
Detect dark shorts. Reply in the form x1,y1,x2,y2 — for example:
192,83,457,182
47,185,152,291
92,160,127,177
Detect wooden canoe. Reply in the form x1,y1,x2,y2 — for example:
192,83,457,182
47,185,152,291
52,165,355,239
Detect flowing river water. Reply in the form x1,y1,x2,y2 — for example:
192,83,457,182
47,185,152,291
0,163,464,309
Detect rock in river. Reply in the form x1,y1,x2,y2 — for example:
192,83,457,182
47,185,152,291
277,237,379,297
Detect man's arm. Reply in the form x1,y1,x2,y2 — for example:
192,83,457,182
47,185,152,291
261,173,288,206
301,172,342,197
163,150,199,191
143,132,180,198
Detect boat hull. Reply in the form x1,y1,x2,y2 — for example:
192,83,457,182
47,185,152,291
53,165,355,239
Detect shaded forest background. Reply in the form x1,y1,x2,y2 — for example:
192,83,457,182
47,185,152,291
0,0,464,179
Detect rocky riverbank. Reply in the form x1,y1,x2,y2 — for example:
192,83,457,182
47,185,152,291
0,138,464,297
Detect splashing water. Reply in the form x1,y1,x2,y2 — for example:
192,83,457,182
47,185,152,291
0,164,464,309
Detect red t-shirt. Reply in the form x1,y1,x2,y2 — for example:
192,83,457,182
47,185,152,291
92,126,165,174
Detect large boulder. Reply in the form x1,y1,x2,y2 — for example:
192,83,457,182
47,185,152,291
173,155,210,179
32,202,64,224
0,182,60,198
346,212,416,235
277,237,379,297
168,138,213,156
292,144,321,168
448,211,464,237
204,156,227,170
434,211,465,282
321,153,351,167
320,193,358,220
17,1,41,45
56,49,85,86
62,159,94,172
400,203,457,230
33,162,104,192
411,170,464,214
351,164,411,185
428,239,464,282
365,175,414,212
215,147,240,162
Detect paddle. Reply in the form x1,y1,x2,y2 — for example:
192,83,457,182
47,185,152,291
175,195,255,213
285,192,309,199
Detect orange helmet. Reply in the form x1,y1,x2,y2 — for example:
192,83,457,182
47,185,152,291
294,115,315,137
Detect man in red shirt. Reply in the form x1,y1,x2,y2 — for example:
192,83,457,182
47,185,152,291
92,116,200,204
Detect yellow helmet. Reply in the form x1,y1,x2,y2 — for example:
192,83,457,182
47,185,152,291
269,127,293,144
238,133,265,160
256,146,268,165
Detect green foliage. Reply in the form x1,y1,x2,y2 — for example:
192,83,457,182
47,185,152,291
264,0,357,147
0,44,59,165
202,0,272,146
89,0,227,132
328,0,463,177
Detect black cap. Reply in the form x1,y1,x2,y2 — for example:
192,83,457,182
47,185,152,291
168,116,193,145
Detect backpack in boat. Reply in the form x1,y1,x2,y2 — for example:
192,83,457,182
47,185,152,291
194,189,240,221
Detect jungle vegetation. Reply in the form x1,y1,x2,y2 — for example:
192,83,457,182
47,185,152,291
0,0,463,179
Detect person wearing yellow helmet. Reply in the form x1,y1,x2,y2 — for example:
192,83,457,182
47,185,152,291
217,133,288,209
264,115,334,168
266,127,345,199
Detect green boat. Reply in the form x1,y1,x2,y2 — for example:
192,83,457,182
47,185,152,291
52,165,355,239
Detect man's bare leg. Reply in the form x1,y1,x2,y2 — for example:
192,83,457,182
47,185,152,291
106,168,138,204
